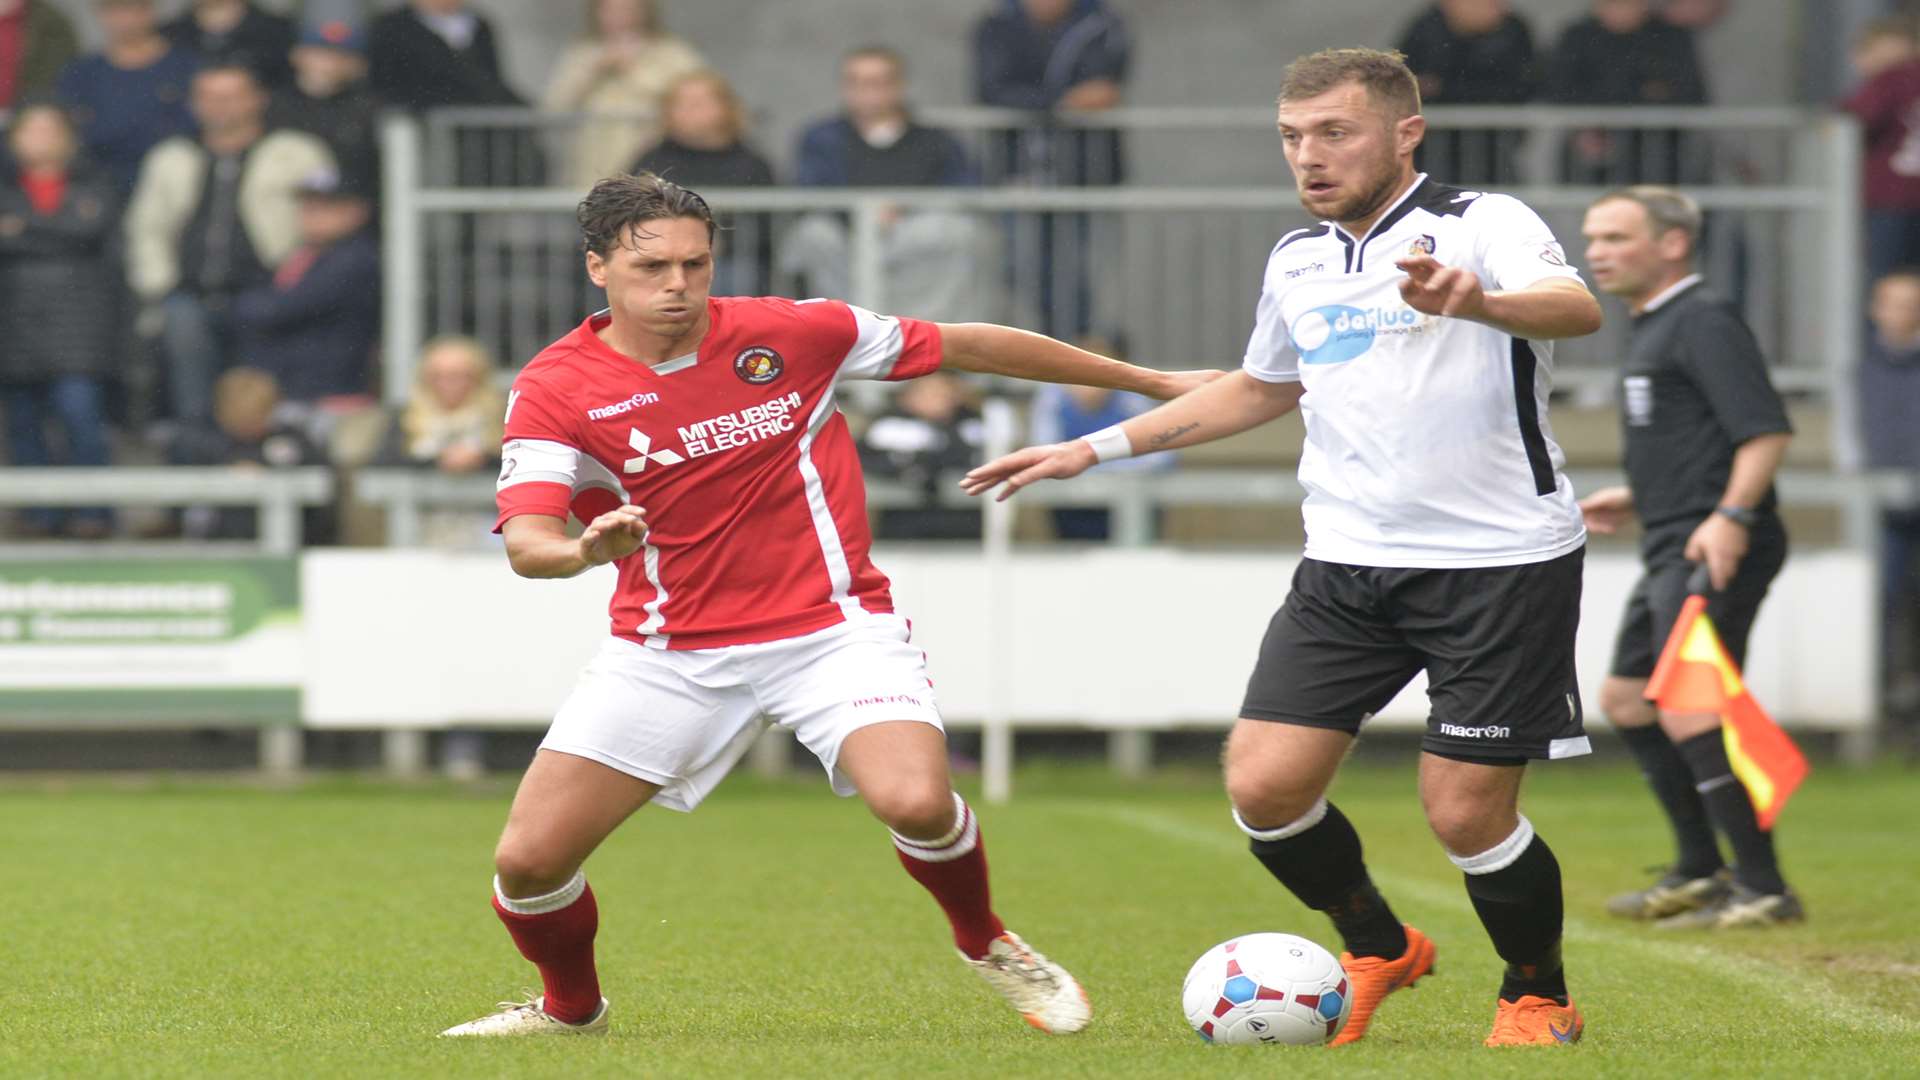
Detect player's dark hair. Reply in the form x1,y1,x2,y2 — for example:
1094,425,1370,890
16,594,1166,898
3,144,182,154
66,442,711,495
576,172,716,257
1279,47,1421,119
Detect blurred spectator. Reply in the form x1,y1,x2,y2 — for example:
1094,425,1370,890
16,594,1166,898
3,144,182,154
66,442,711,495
127,63,333,424
631,70,775,295
54,0,199,193
1861,268,1920,720
369,0,519,109
168,366,326,539
1547,0,1708,185
973,0,1129,184
1841,19,1920,286
1657,0,1729,30
373,335,502,476
973,0,1130,337
1394,0,1538,186
0,0,80,111
542,0,704,191
161,0,293,90
268,12,380,197
857,371,984,541
0,102,119,539
1027,336,1174,541
369,1,538,186
782,46,986,323
232,167,378,408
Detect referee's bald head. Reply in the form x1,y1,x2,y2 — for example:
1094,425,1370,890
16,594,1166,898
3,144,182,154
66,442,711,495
1279,48,1422,121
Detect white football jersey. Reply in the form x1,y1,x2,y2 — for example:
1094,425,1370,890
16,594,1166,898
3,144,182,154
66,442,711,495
1243,174,1588,568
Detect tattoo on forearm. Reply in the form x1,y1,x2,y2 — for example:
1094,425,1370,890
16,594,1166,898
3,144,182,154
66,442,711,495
1148,423,1199,448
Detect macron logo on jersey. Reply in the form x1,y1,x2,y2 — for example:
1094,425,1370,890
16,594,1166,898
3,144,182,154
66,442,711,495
588,391,662,421
624,428,685,474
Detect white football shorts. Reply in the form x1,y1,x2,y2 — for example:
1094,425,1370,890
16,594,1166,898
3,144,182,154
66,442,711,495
540,612,943,811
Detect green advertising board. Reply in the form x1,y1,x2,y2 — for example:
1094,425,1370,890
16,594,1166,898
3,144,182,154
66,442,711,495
0,559,300,725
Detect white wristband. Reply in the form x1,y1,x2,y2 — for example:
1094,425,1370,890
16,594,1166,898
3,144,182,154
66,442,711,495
1082,425,1133,464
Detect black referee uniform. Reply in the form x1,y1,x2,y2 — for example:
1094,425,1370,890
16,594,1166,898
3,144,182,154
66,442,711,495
1610,278,1792,680
1609,274,1798,912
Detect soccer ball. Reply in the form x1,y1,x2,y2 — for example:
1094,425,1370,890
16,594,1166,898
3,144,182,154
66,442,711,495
1181,932,1351,1045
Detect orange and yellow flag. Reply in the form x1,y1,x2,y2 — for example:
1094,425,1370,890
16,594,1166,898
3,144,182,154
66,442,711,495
1644,594,1809,830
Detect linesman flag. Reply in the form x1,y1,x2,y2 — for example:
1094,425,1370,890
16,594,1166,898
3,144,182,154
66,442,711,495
1644,569,1809,830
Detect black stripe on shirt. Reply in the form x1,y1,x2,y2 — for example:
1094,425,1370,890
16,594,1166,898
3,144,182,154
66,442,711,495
1511,339,1556,497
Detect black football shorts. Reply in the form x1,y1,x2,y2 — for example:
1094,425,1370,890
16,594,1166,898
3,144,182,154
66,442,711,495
1240,547,1589,762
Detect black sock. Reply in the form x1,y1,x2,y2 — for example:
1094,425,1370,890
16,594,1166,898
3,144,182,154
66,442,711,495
1674,731,1788,895
1617,723,1724,878
1247,802,1408,959
1461,831,1569,1005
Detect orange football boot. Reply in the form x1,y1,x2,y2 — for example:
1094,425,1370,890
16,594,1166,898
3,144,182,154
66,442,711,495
1328,924,1437,1046
1485,995,1584,1046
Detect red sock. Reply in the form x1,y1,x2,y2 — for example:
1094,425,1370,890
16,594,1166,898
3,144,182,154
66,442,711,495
491,873,602,1024
893,794,1007,959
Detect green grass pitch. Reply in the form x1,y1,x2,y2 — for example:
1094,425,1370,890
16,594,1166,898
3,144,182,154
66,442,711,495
6,758,1918,1078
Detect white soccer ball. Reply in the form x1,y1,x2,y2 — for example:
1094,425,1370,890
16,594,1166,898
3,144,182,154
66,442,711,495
1181,932,1351,1046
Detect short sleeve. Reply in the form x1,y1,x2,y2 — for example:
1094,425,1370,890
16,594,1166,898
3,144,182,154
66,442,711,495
495,375,622,531
1675,305,1794,445
1241,266,1301,384
1473,195,1584,293
835,302,945,382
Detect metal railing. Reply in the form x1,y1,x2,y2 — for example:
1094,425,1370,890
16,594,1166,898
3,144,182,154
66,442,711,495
350,461,1919,551
383,105,1862,467
0,468,335,555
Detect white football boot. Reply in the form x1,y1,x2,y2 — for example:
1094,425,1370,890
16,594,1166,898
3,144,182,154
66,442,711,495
964,931,1091,1034
439,993,610,1037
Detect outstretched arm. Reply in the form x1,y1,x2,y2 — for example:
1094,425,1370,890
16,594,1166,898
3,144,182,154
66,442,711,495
936,322,1223,400
1396,257,1602,339
962,371,1304,500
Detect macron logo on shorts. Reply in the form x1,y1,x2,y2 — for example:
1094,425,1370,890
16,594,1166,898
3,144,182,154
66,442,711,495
1439,723,1512,740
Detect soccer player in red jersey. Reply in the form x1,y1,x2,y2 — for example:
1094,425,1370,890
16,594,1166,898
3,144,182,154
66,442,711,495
441,173,1215,1038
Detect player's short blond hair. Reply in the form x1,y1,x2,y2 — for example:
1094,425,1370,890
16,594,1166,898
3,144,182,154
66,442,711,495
1279,48,1422,120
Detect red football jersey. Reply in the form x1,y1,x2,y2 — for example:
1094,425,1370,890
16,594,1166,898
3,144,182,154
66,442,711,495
495,296,943,650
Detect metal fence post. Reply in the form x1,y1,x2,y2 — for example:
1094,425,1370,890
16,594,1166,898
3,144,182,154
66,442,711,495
981,397,1017,804
382,112,426,406
849,197,886,312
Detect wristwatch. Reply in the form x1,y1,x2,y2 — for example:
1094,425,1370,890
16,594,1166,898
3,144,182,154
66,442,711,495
1715,505,1758,528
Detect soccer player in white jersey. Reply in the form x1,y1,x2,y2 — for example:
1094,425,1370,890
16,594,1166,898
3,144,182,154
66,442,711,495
965,48,1602,1047
438,173,1218,1039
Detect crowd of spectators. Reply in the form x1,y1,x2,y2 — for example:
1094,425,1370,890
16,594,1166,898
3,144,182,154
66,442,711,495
0,0,1909,587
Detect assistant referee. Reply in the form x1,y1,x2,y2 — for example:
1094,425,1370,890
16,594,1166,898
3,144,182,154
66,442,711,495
1579,185,1802,929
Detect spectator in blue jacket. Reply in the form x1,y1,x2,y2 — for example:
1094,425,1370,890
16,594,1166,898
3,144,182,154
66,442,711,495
54,0,199,193
781,46,989,323
232,166,379,409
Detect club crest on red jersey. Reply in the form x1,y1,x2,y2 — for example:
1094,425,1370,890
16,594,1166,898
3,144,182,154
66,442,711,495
734,346,784,385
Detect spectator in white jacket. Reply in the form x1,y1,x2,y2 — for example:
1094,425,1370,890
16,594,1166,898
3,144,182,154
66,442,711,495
125,62,333,423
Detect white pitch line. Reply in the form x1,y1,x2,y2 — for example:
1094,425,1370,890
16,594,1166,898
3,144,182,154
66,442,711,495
1060,801,1920,1038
